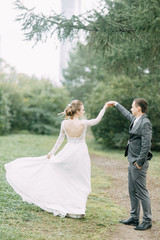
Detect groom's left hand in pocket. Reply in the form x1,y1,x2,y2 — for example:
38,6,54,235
134,162,142,169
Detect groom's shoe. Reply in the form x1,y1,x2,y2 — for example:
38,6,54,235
134,222,152,230
119,217,139,226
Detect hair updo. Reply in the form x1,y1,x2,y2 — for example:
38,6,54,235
64,100,83,119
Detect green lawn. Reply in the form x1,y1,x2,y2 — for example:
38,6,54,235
0,133,159,240
0,133,125,240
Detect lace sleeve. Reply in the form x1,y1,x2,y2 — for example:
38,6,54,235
50,122,65,155
83,106,106,127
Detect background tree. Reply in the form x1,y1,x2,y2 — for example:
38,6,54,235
0,60,70,135
0,89,10,135
85,75,160,150
63,43,106,101
14,0,160,149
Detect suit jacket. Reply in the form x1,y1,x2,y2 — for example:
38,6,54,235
116,103,153,167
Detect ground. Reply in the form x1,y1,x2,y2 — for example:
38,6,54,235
91,154,160,240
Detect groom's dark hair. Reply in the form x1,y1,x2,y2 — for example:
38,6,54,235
134,98,148,113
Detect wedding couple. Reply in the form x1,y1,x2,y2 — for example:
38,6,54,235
5,98,152,230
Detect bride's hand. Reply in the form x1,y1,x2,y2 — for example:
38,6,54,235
104,102,109,109
47,152,52,159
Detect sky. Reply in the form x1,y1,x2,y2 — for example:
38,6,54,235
0,0,97,84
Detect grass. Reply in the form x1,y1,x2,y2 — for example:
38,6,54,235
0,133,125,240
147,152,160,180
0,132,159,239
87,134,125,161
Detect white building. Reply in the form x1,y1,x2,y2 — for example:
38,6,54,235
59,0,81,82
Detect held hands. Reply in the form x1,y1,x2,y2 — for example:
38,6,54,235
105,101,117,108
104,103,109,109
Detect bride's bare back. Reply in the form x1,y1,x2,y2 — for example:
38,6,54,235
63,120,85,138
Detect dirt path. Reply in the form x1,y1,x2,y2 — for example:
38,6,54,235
91,154,160,240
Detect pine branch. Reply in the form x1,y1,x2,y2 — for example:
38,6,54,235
14,0,135,45
14,0,97,44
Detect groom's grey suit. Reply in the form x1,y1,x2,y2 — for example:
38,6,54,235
116,103,152,223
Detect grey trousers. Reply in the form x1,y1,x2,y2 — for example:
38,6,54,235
128,161,152,223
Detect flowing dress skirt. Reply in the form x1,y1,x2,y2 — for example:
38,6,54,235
5,142,91,217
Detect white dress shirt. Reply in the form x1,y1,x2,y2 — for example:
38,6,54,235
133,115,142,128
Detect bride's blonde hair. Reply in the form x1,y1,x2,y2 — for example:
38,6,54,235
64,100,83,119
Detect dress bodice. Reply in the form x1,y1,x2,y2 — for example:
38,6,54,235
50,106,106,155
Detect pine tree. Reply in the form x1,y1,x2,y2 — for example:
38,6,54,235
14,0,160,75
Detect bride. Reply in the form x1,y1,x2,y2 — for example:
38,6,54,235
5,100,108,218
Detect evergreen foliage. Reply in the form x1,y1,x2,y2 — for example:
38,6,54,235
14,0,160,74
62,43,106,101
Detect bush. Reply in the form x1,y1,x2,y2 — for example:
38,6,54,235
85,75,160,150
0,90,11,135
0,61,70,135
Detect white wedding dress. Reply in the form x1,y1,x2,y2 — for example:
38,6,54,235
5,107,106,218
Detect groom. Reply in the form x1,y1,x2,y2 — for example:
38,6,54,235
107,98,152,230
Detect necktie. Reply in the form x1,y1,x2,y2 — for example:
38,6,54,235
130,120,135,130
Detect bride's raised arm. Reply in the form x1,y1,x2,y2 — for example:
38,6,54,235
83,103,108,127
